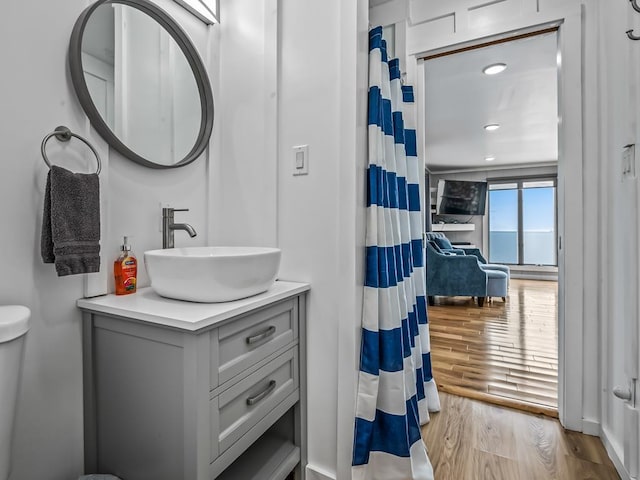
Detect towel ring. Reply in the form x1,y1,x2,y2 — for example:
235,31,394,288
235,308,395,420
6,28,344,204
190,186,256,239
627,29,640,41
41,126,102,175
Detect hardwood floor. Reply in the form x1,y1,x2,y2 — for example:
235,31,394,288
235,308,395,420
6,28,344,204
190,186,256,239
428,278,558,416
422,393,620,480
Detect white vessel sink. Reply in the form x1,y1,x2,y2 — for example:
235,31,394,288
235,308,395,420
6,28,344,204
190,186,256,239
144,246,281,303
0,305,30,343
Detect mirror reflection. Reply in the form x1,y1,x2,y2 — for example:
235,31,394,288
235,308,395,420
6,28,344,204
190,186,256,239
81,3,201,166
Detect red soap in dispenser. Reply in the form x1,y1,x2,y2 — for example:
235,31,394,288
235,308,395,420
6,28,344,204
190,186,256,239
114,236,137,295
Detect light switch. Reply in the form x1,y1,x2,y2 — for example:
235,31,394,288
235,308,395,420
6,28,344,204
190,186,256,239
623,144,636,179
293,145,309,176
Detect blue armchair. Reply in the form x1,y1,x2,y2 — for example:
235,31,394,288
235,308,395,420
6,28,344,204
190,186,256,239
425,231,486,259
425,241,490,306
425,232,510,295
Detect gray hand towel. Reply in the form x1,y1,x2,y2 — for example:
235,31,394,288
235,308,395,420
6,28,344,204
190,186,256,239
41,165,101,276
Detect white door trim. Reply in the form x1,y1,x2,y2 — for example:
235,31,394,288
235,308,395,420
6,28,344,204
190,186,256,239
555,5,584,433
601,425,633,480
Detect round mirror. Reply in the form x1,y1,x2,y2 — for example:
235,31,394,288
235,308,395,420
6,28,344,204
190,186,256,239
69,0,214,168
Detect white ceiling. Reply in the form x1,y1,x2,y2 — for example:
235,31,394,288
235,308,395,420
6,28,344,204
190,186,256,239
424,31,558,172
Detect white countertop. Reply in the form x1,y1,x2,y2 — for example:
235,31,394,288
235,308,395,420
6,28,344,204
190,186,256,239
77,280,310,332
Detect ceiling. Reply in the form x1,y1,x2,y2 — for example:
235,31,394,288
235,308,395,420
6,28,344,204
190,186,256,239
424,31,558,172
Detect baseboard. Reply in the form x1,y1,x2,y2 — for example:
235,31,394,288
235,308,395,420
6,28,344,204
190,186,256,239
582,418,600,436
305,464,337,480
510,273,558,281
600,425,631,480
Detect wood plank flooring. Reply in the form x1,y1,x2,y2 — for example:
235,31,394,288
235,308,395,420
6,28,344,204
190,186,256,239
428,279,558,416
422,393,620,480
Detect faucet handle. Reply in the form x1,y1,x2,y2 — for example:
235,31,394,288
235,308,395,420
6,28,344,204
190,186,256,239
162,207,189,216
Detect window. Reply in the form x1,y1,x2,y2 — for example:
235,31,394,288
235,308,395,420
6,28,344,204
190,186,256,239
174,0,218,24
488,178,557,266
488,183,519,264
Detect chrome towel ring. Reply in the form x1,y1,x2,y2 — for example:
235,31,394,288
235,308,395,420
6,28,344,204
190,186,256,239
41,126,102,175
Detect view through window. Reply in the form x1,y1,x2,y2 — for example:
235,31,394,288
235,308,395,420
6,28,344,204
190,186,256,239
488,179,557,266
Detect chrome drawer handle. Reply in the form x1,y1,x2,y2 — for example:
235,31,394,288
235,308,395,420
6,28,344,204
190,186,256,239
246,325,276,345
246,380,276,406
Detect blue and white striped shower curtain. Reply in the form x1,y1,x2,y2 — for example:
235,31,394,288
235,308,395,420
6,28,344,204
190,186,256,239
353,26,440,480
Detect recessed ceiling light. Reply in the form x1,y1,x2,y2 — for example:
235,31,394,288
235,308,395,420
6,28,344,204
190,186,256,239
482,63,507,75
485,156,496,162
484,124,500,131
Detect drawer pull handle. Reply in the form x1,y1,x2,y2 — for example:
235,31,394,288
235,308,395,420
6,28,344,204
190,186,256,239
246,380,277,406
246,325,276,345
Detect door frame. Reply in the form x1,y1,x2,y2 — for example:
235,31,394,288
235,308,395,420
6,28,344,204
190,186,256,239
412,5,585,430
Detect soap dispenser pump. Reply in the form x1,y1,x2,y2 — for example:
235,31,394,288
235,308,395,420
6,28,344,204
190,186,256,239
114,236,137,295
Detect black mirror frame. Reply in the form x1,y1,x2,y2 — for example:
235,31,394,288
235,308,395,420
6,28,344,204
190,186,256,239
68,0,214,169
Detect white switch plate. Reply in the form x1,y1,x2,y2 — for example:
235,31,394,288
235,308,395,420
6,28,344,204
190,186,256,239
293,145,309,176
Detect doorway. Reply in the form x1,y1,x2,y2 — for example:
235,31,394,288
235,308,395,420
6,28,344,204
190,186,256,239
422,29,562,416
372,0,589,432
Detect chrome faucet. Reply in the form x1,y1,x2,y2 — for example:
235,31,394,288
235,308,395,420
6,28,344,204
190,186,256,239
162,208,197,248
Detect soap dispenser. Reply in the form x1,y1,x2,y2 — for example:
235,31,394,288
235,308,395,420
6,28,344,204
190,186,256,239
114,236,137,295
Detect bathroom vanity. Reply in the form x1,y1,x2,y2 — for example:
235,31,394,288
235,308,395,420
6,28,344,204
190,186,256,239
77,280,309,480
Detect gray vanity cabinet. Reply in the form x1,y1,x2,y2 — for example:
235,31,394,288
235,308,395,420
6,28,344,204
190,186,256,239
78,282,308,480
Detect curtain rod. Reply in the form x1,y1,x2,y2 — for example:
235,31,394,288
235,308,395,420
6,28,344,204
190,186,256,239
419,26,559,62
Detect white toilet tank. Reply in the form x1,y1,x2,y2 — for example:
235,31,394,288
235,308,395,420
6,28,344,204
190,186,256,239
0,306,30,480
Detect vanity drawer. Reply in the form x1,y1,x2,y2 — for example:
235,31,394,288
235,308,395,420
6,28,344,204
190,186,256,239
212,347,298,457
212,298,297,387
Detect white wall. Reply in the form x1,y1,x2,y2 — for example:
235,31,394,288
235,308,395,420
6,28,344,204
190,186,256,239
212,0,278,248
122,7,201,165
277,0,366,477
0,1,217,478
596,0,639,475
